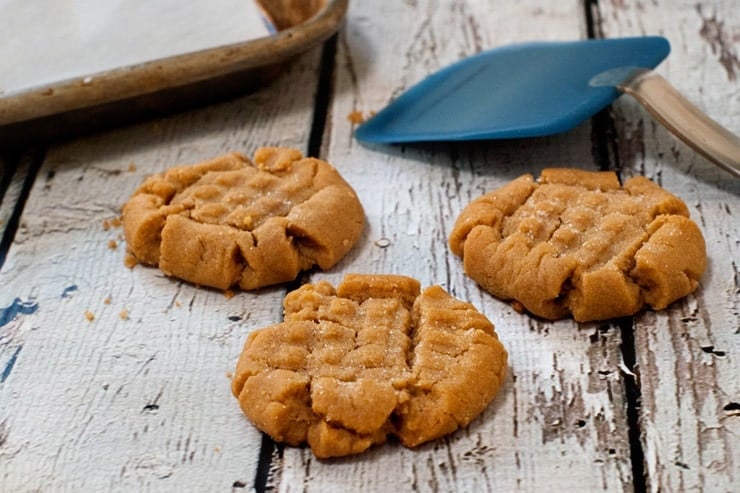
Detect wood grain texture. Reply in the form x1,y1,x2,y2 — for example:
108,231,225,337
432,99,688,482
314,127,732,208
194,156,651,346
268,1,632,491
1,1,736,492
595,1,739,492
0,48,323,491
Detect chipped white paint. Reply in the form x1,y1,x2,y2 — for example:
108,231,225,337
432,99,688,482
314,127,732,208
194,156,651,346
0,1,737,492
598,1,740,492
0,47,323,491
278,1,633,491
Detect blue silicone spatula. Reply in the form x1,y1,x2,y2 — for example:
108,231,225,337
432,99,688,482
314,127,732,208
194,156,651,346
355,36,740,176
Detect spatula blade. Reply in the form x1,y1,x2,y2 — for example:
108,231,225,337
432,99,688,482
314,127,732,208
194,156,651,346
355,36,670,143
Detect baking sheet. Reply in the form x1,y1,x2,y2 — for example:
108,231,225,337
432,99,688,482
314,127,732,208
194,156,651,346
0,0,272,96
0,0,347,133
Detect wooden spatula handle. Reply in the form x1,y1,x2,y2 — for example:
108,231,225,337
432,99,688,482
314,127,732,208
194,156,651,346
619,69,740,177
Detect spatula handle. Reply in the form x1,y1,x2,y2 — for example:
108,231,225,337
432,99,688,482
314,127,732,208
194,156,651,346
619,69,740,177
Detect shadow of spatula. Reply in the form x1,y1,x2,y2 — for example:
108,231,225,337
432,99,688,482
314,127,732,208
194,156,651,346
355,36,740,177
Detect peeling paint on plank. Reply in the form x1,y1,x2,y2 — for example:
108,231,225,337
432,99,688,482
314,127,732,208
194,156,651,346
0,298,38,327
61,285,79,299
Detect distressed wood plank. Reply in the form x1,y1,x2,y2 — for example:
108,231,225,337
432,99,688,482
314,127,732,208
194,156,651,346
0,48,323,491
269,1,633,491
595,1,739,492
2,2,735,492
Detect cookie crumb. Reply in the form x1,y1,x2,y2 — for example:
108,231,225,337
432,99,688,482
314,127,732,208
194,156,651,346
104,296,112,305
225,371,233,379
84,310,95,322
347,110,365,124
108,239,118,250
175,301,182,308
223,289,235,299
119,308,129,320
347,110,375,124
128,163,137,172
103,217,122,231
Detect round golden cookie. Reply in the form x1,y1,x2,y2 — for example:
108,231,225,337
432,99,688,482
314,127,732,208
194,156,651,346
231,274,508,458
122,148,365,290
449,168,706,322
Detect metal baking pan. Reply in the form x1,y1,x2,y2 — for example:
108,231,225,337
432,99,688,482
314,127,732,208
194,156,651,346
0,0,348,144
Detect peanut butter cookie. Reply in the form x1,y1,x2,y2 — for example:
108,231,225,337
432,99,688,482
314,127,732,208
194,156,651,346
449,168,706,322
231,274,508,458
122,148,365,290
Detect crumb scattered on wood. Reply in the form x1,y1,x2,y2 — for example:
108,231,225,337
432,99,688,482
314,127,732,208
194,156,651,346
108,239,118,250
104,297,112,305
348,110,375,124
103,217,122,231
175,301,182,308
224,289,235,299
128,163,137,172
347,110,365,124
84,310,95,322
225,371,233,379
119,309,129,320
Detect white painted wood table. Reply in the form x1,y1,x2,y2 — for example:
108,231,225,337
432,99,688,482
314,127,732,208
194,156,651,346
0,1,737,491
